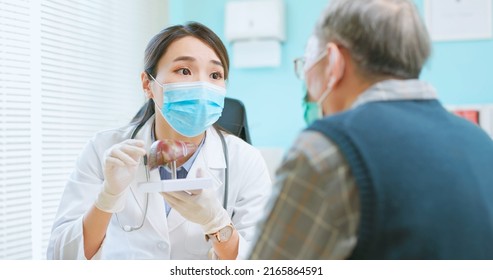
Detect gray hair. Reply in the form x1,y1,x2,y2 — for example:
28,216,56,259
315,0,431,79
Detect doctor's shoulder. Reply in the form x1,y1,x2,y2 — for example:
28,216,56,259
220,132,267,170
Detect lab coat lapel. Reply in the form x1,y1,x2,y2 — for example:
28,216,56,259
129,116,158,213
142,168,171,235
129,116,170,236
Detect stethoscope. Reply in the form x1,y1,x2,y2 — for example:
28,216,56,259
115,117,229,232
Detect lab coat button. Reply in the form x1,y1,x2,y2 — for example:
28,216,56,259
157,242,168,250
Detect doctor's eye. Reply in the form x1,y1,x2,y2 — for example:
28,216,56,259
210,72,223,80
176,68,191,75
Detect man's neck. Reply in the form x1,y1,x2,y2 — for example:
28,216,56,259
324,74,401,115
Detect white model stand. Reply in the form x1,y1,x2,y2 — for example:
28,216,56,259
138,177,213,193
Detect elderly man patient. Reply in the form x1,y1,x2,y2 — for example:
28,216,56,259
250,0,493,260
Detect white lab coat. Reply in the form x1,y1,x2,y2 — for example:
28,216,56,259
47,116,272,259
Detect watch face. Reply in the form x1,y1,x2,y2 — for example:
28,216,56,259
218,225,233,242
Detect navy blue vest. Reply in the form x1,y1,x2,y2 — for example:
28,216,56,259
308,100,493,259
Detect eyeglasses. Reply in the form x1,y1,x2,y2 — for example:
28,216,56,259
293,50,328,80
293,57,306,80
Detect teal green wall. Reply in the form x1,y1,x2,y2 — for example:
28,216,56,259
168,0,493,149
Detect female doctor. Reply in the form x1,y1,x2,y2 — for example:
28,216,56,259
47,22,272,260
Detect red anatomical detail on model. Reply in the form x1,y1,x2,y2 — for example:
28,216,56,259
148,139,197,170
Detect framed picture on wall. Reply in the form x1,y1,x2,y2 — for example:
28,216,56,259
424,0,492,41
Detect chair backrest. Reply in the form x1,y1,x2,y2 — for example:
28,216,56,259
216,97,251,144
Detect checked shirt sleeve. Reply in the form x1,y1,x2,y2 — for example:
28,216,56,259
250,130,360,259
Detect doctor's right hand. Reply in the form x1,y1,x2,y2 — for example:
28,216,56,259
95,139,146,213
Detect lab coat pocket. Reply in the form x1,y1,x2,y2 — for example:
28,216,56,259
184,222,211,256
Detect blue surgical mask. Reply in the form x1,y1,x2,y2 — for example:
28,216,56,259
151,77,226,137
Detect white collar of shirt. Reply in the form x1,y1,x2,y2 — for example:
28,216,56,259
351,79,438,109
176,137,204,172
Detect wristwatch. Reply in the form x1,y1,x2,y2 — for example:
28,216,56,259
205,223,234,243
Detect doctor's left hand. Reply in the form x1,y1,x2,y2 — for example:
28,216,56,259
161,169,230,234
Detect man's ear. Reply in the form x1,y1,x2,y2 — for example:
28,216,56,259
141,71,154,99
326,43,345,89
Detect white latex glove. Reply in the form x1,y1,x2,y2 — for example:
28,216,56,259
161,169,231,234
95,139,146,213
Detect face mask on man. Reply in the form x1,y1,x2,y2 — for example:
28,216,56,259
302,81,331,126
302,82,320,125
150,76,226,137
301,36,342,125
300,36,329,126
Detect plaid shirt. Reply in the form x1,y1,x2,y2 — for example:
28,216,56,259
250,79,437,259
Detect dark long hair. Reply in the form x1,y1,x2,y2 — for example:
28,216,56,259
131,21,230,127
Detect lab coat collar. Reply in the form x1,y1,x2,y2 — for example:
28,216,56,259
133,115,156,152
201,126,227,169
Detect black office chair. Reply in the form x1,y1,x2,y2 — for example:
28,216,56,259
216,97,251,144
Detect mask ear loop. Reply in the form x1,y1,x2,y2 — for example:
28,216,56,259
316,43,345,117
317,44,340,104
326,43,345,89
147,74,169,127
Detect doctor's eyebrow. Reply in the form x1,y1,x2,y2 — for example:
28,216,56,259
173,56,222,68
210,60,223,67
173,56,196,63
